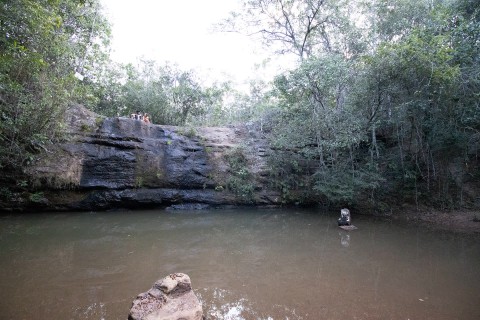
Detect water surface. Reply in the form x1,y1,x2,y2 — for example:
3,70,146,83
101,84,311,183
0,209,479,319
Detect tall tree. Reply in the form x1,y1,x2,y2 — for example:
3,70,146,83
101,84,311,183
220,0,355,60
0,0,110,172
351,0,480,206
223,0,480,207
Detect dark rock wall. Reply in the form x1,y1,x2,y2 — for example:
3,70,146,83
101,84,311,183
15,106,280,211
76,118,214,190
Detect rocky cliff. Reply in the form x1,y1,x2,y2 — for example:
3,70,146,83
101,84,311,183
3,105,280,211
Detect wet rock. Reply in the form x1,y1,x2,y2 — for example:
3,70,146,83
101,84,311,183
128,273,203,320
166,203,211,210
10,105,283,211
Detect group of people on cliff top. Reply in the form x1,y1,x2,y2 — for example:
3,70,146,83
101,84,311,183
130,110,150,124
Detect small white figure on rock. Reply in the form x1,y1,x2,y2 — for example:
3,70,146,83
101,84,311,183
338,208,351,226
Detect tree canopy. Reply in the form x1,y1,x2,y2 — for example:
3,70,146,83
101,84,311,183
0,0,110,170
2,0,479,209
220,0,480,208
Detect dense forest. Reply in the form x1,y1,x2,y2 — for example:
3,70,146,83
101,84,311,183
1,0,479,209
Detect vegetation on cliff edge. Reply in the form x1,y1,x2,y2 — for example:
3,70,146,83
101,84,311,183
1,0,479,210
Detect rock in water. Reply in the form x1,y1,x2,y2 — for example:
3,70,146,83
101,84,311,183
128,273,203,320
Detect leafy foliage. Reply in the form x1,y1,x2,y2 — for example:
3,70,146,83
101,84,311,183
354,1,480,207
225,146,255,202
0,0,110,171
92,60,226,126
220,0,362,59
226,0,480,208
2,0,479,210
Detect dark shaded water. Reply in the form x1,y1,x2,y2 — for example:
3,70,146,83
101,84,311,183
0,209,479,320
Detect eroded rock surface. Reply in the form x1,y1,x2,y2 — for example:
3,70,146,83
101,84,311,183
5,104,282,211
129,273,203,320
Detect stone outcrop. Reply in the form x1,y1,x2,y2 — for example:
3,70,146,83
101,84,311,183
129,273,203,320
1,104,281,211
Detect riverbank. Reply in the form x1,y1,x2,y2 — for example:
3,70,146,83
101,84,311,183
390,207,480,234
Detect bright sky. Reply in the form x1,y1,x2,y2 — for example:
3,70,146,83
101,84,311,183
100,0,292,85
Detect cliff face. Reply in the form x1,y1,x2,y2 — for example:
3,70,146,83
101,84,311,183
11,105,280,211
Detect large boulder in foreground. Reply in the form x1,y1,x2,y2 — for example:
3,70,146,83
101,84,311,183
128,273,203,320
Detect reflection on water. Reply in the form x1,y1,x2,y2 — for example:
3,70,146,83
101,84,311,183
339,231,350,247
0,209,479,320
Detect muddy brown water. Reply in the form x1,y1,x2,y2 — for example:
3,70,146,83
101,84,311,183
0,209,479,320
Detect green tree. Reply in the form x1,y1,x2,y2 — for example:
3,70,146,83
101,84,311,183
268,54,382,203
220,0,363,59
0,0,110,172
93,60,227,126
353,0,480,207
223,0,480,207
